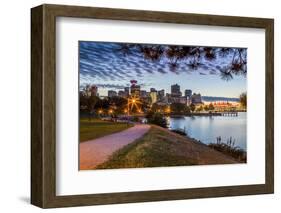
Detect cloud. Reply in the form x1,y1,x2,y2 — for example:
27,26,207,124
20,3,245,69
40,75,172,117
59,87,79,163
157,68,168,74
90,83,128,90
79,41,246,82
199,72,207,75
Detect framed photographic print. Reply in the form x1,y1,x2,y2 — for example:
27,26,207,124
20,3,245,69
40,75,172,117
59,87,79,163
31,4,274,208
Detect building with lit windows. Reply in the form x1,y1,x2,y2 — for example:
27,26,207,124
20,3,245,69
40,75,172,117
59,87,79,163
130,80,141,97
150,91,157,104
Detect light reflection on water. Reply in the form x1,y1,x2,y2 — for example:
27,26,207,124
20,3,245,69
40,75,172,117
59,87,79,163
168,112,247,150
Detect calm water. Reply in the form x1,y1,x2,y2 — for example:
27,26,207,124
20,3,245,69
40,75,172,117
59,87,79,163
168,112,247,150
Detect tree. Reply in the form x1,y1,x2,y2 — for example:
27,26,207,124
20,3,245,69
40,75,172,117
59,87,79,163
209,103,215,111
190,103,196,113
239,92,247,108
108,96,127,115
151,103,166,113
95,98,110,111
204,105,209,111
196,105,203,112
80,95,99,120
80,85,100,120
146,111,167,128
117,44,247,81
170,103,190,114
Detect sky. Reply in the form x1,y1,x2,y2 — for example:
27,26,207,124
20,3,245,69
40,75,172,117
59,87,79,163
79,41,247,98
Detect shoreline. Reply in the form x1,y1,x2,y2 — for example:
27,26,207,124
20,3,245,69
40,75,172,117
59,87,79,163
170,111,246,117
167,126,247,162
158,125,247,163
99,111,247,119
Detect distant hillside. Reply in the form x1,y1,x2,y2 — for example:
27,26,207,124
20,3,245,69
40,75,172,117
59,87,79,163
202,96,239,102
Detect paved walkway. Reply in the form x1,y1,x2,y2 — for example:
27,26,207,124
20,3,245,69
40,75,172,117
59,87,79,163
79,124,150,170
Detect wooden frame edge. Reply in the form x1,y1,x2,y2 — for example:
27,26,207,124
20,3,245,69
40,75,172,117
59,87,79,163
265,19,274,194
31,5,44,207
31,4,274,208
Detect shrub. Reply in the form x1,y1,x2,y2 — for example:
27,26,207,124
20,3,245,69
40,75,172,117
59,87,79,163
170,103,190,114
208,136,246,162
146,111,168,128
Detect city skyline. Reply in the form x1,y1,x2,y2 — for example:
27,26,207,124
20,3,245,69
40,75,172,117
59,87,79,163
81,82,240,107
81,82,199,97
79,41,247,98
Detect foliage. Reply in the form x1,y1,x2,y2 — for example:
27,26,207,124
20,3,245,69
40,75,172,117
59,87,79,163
239,92,247,108
208,136,246,162
146,111,168,128
190,103,196,112
79,92,99,120
208,103,215,110
151,103,166,113
170,103,190,114
204,105,209,111
95,98,110,111
80,85,135,116
196,105,203,112
117,44,247,80
108,96,127,114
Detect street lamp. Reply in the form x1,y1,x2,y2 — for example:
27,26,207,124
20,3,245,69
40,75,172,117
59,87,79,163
127,96,141,115
166,107,171,114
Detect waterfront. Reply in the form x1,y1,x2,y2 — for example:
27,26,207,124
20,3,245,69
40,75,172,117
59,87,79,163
168,112,247,150
79,41,248,169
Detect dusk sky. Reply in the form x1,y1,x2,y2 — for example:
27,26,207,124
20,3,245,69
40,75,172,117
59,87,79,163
79,41,247,98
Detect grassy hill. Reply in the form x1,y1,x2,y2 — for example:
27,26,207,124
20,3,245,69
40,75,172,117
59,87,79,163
97,125,238,169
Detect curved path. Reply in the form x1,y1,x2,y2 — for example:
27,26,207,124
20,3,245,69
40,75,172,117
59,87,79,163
80,124,150,170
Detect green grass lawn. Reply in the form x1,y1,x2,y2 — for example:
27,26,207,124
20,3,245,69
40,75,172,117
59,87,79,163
80,118,133,142
96,126,198,169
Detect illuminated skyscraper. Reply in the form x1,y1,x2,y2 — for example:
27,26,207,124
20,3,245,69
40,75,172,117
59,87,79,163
150,91,157,104
130,80,140,97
